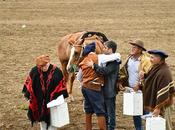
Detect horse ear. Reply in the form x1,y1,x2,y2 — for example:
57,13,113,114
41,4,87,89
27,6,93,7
68,38,74,45
96,36,103,43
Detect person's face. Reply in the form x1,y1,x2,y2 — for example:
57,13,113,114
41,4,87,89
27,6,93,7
150,54,161,65
40,63,50,72
130,45,142,56
103,45,112,54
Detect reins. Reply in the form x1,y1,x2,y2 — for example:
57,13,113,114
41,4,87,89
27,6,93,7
68,32,107,72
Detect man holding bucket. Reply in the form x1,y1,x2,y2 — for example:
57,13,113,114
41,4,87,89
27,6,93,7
140,50,175,130
118,40,152,130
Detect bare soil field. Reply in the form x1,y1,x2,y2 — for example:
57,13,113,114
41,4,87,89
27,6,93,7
0,0,175,130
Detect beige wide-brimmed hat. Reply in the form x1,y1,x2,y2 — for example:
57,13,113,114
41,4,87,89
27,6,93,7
129,39,146,51
35,55,50,66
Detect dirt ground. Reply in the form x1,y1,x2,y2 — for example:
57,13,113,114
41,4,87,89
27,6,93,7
0,0,175,130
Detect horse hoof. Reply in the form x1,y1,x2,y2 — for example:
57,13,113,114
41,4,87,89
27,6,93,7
70,96,75,102
66,96,75,102
65,98,71,103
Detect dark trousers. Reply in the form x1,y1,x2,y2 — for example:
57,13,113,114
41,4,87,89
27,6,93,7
133,111,149,130
133,116,143,130
104,97,116,130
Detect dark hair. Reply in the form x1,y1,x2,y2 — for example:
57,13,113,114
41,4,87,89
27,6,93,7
105,40,117,53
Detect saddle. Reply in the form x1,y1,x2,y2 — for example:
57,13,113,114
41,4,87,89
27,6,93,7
68,31,108,45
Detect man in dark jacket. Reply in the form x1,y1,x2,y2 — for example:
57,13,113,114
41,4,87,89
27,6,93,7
87,41,121,130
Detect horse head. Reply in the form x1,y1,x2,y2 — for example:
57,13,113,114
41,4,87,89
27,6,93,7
66,31,108,73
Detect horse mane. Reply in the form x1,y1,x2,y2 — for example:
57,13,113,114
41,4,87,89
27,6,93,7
81,31,108,43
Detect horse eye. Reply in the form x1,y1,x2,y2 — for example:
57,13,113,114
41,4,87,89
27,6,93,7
74,52,79,58
74,52,79,55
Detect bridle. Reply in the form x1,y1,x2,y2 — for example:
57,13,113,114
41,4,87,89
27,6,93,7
67,34,107,73
72,44,85,66
66,43,85,73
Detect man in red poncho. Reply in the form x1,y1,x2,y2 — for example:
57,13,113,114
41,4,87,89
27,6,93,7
22,55,68,129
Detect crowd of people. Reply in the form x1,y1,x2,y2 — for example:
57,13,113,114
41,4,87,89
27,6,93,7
22,39,175,130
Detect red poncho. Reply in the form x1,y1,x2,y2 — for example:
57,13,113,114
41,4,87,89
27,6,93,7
22,64,68,126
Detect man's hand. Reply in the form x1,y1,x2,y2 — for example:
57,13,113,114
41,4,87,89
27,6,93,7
86,60,94,68
118,83,125,91
139,71,145,81
133,83,140,91
152,108,160,117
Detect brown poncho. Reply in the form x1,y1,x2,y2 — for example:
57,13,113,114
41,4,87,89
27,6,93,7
143,62,175,114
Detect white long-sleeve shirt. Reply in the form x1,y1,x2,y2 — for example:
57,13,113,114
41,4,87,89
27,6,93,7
98,53,121,67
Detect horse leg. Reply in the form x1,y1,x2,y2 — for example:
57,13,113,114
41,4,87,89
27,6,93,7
60,61,70,96
68,73,75,102
60,61,68,81
60,60,75,102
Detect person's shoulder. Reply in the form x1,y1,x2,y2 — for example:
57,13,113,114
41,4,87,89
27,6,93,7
52,65,63,78
155,64,171,77
115,60,121,65
52,65,62,73
30,66,37,72
55,66,62,72
139,53,150,63
86,53,98,61
141,52,150,59
107,60,120,66
160,63,171,72
88,52,98,57
29,66,38,76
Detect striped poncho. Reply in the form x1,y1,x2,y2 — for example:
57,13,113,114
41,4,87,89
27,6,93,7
143,62,175,115
22,64,68,126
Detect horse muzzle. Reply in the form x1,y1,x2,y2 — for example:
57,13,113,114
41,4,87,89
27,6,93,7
67,64,78,73
67,66,74,73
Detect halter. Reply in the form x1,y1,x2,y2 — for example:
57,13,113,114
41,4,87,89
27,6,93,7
70,43,85,70
67,35,106,73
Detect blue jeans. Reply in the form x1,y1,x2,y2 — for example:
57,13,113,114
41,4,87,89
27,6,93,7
104,97,116,130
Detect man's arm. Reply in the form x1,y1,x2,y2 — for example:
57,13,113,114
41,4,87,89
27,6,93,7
98,53,121,66
94,61,119,76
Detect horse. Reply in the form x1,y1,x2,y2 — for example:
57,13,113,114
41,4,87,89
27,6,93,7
57,31,109,101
